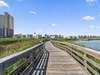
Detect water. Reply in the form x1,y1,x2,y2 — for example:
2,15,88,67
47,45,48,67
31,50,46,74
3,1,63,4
74,40,100,51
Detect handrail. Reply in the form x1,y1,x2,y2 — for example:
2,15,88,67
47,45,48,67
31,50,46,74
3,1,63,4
0,42,43,75
51,40,100,75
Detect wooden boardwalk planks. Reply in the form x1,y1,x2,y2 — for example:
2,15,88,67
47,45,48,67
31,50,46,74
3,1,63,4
29,41,89,75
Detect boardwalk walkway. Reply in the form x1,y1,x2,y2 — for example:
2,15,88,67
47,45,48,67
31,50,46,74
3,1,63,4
29,41,89,75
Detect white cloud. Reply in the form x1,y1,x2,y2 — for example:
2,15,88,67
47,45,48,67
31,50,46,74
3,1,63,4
98,15,100,17
17,0,23,2
97,26,100,28
38,29,43,32
85,0,97,6
29,11,37,15
86,0,97,3
51,24,57,27
89,25,95,28
0,0,9,8
89,25,100,29
82,16,94,20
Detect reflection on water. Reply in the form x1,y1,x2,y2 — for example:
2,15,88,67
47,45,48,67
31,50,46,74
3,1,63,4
74,40,100,51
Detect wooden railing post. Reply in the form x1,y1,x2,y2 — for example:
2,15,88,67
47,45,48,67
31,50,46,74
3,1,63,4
64,44,66,50
51,41,100,75
53,41,55,46
59,43,61,49
55,42,57,47
0,43,43,75
30,50,35,66
84,52,87,71
54,42,55,46
0,63,4,75
0,70,4,75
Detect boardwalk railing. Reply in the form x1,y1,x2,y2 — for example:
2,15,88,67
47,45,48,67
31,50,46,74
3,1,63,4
0,42,43,75
51,40,100,75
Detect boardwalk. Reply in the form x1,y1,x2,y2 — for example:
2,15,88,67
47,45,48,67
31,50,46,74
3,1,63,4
29,41,89,75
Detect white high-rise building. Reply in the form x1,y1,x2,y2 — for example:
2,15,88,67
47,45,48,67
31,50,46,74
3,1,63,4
0,12,14,37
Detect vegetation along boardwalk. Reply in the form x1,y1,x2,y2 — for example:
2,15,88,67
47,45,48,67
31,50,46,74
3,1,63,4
30,41,89,75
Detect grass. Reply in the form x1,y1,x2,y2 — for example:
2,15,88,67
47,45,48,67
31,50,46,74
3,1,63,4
55,38,78,43
72,41,100,74
0,38,28,45
0,38,41,74
0,38,40,58
55,38,100,75
4,57,27,74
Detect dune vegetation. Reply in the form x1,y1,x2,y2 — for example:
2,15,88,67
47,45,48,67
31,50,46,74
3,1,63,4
0,38,40,58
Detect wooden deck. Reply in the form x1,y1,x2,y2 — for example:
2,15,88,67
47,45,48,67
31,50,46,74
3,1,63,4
29,41,89,75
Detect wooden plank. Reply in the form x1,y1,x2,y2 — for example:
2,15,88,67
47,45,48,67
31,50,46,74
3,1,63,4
0,42,43,75
8,49,42,75
65,46,84,58
88,65,100,75
52,41,100,75
0,43,43,69
67,49,84,65
87,58,100,70
85,48,100,60
46,41,88,75
56,41,100,60
20,50,43,75
54,41,100,58
29,41,89,75
0,63,4,75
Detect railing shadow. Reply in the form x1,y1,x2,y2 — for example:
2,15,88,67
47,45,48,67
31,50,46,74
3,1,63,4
29,46,49,75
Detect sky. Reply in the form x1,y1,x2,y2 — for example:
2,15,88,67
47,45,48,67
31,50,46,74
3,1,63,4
0,0,100,36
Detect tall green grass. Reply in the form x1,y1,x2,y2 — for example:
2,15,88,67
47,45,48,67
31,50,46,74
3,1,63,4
0,38,40,58
0,38,40,74
55,39,100,75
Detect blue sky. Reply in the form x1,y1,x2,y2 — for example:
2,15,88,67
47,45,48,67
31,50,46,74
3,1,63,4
0,0,100,36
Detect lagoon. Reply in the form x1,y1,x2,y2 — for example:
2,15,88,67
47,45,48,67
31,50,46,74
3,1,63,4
74,40,100,51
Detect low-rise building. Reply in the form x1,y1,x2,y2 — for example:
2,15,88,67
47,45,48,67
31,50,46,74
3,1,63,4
35,34,42,39
21,35,26,38
27,34,33,38
50,35,57,39
13,33,22,38
44,34,50,38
